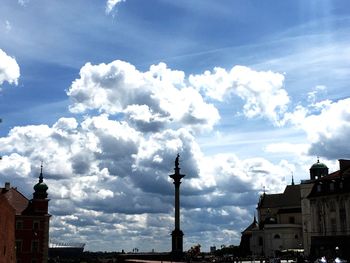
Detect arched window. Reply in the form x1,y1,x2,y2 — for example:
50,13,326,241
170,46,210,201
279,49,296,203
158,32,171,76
274,234,280,239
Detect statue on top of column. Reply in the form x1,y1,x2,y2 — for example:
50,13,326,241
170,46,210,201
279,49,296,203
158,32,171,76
175,153,180,169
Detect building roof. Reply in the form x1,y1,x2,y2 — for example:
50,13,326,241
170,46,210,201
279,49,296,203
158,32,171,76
241,216,258,234
258,184,301,209
0,186,29,215
310,160,328,170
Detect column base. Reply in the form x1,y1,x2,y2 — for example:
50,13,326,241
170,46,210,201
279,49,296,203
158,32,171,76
171,229,184,258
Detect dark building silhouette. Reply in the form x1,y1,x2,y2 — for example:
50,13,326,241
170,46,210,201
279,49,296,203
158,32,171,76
169,154,185,258
240,215,258,256
0,165,51,263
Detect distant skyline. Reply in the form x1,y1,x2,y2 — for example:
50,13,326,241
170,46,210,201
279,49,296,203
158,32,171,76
1,0,350,252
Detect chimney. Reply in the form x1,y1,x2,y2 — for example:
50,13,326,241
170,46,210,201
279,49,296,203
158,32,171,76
339,159,350,171
5,182,10,191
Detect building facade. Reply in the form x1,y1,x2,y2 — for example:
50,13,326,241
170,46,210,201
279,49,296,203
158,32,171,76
0,166,50,263
307,159,350,259
249,184,303,257
241,159,350,260
0,191,16,263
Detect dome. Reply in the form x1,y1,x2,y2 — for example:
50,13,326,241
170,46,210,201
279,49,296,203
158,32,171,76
309,158,329,180
33,164,48,199
310,160,328,170
34,181,48,192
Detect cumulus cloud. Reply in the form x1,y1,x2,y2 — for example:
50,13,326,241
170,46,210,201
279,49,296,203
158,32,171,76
0,49,20,87
0,59,298,251
67,61,220,132
279,94,350,160
303,98,350,159
189,65,289,124
105,0,125,14
0,112,290,250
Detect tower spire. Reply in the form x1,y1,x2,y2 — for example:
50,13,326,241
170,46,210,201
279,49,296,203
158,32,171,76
39,161,44,183
33,162,48,199
291,172,295,185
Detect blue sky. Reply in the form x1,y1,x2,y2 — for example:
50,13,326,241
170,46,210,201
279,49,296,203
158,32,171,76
1,0,350,252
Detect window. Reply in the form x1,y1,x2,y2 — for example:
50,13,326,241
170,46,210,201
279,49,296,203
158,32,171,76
317,203,324,233
295,234,299,239
15,240,22,254
274,234,280,239
317,184,322,192
33,221,40,230
31,241,39,253
331,218,337,233
340,201,347,231
330,182,335,192
3,245,6,255
16,220,23,230
289,216,295,224
330,201,336,212
259,237,263,246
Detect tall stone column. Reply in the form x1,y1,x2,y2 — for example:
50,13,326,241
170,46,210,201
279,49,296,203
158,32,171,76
169,154,185,258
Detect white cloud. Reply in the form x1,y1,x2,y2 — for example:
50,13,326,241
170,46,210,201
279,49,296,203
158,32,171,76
0,58,306,251
189,65,289,124
0,109,289,250
67,61,220,132
280,96,350,160
302,98,350,159
0,153,31,178
106,0,125,14
307,85,327,104
0,49,20,86
5,20,11,32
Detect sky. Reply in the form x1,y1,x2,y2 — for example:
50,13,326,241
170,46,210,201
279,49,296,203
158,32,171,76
1,0,350,252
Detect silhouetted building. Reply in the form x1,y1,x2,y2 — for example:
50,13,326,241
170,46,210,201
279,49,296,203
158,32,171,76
240,216,258,256
1,165,51,263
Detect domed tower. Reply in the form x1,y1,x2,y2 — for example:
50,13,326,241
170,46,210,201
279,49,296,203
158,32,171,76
30,163,51,263
310,158,328,180
33,164,48,199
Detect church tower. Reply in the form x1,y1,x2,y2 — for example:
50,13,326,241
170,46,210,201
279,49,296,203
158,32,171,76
309,158,328,180
30,164,51,263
